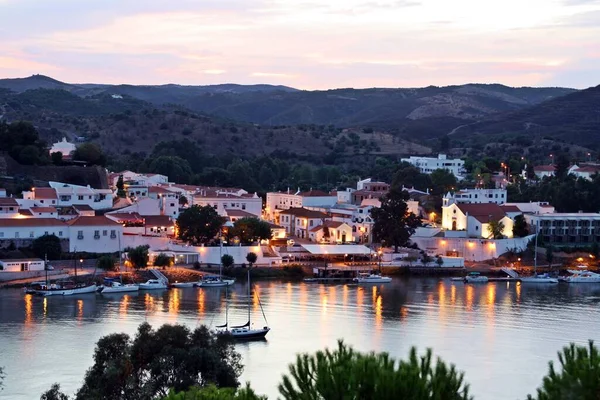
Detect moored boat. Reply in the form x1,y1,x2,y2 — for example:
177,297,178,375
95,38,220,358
139,279,168,290
196,276,235,288
563,270,600,283
464,272,488,283
353,273,392,284
171,281,199,288
519,273,558,284
100,279,139,293
36,281,98,296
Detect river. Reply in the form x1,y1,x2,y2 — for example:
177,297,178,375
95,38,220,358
1,278,600,399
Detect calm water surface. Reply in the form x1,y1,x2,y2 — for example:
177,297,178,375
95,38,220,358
1,278,600,399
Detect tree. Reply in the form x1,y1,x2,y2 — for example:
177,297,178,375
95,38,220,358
154,253,172,268
128,245,149,269
430,169,457,196
279,341,471,400
555,153,571,180
40,384,69,400
512,215,529,238
149,156,193,184
162,384,265,400
177,205,224,245
179,195,188,206
231,218,272,245
421,253,432,267
371,188,421,252
487,220,505,240
546,246,554,267
527,341,600,400
97,255,116,271
221,254,234,268
75,323,243,400
19,145,42,165
435,256,444,268
31,234,62,260
51,151,63,166
73,143,106,166
246,252,257,268
116,175,126,198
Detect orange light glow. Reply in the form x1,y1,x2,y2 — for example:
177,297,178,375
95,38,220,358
24,294,33,325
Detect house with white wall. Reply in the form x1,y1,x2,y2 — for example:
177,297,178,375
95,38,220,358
0,218,68,241
443,188,507,205
193,189,262,218
442,202,515,239
534,165,555,179
265,189,337,221
308,221,353,243
49,138,76,158
0,258,45,272
108,197,179,219
67,216,123,253
0,198,20,219
401,154,466,178
278,207,330,239
23,183,113,210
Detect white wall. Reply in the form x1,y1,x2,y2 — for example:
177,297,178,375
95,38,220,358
0,225,67,240
410,235,534,261
0,259,45,272
69,226,123,253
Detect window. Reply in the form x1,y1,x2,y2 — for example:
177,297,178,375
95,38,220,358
45,231,49,235
40,200,44,204
15,232,19,238
310,220,314,227
30,232,34,238
78,195,84,200
170,203,175,207
103,230,107,236
9,207,13,211
0,232,3,238
242,204,246,210
110,230,116,238
94,230,100,239
77,230,84,239
59,231,63,237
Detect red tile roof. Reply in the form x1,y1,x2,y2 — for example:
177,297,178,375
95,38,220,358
67,216,121,226
148,186,174,194
0,218,65,227
32,188,58,199
298,190,332,197
456,203,507,223
30,207,57,213
575,166,600,173
534,165,555,172
19,209,33,216
106,212,143,222
500,205,520,212
143,215,173,227
73,204,94,211
279,207,329,219
0,198,19,207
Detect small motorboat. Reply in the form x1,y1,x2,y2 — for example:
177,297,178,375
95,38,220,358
139,279,168,290
100,279,139,293
464,272,488,283
196,276,235,288
171,281,200,288
230,325,270,340
519,273,558,284
353,273,392,284
563,269,600,283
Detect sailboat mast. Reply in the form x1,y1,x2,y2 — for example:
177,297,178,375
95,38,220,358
45,253,48,286
225,285,229,330
247,268,251,326
534,221,538,274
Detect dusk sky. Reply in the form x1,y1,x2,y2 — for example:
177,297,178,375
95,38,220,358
1,0,599,89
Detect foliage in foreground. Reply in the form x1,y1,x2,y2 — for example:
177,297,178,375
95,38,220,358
75,322,242,400
279,341,471,400
40,384,69,400
527,341,600,400
163,384,266,400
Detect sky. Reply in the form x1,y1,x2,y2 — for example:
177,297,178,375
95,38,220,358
1,0,599,89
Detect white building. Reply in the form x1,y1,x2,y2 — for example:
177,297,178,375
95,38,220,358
534,165,555,179
193,189,262,218
278,207,330,239
441,202,515,239
0,198,20,219
108,197,179,219
265,189,336,221
0,218,68,240
23,183,114,210
49,138,76,158
401,154,465,178
309,221,353,244
524,213,600,246
443,188,507,206
569,164,600,180
0,258,45,272
503,202,555,215
67,216,123,253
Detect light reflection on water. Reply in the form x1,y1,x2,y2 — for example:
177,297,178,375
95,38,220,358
1,279,600,399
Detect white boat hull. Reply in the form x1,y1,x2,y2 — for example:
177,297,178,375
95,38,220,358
39,284,98,296
565,277,600,283
139,284,167,290
197,279,235,288
101,284,139,293
171,282,197,288
354,277,392,284
519,277,558,284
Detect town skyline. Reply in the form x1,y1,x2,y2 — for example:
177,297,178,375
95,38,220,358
1,0,600,89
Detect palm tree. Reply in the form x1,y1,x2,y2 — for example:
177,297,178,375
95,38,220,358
487,220,505,239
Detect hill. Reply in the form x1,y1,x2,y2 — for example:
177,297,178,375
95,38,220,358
452,85,600,149
0,76,575,135
0,87,429,161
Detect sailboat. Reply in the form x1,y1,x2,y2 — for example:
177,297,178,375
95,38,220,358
196,241,235,287
36,253,97,296
217,269,270,340
519,223,558,284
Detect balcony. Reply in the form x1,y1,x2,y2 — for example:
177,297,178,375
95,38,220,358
94,235,100,240
77,235,84,240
